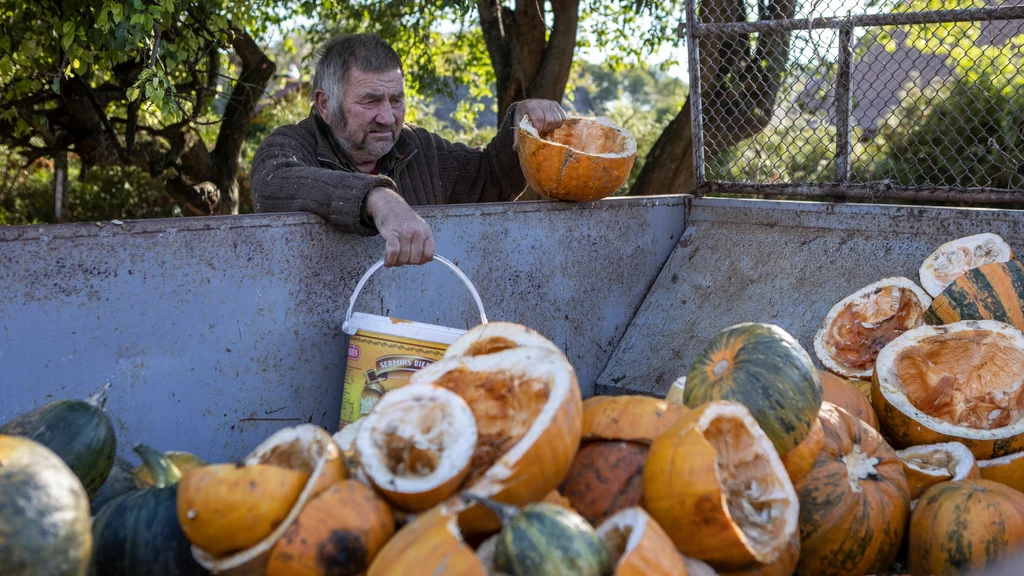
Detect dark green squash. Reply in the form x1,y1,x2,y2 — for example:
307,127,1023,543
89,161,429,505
925,260,1024,331
0,434,93,576
466,495,610,576
90,456,137,515
684,322,823,455
0,384,116,498
89,444,208,576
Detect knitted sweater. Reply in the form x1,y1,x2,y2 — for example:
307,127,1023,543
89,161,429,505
249,104,526,236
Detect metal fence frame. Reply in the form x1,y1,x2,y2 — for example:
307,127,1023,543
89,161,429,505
681,3,1024,205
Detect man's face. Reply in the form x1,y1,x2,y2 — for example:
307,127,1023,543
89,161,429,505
328,67,405,167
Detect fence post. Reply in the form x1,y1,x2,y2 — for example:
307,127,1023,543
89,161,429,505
685,0,706,194
835,23,854,184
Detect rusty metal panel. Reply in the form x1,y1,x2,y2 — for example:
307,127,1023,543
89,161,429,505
0,196,686,462
596,197,1024,397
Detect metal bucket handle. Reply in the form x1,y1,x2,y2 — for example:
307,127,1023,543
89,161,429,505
342,255,488,332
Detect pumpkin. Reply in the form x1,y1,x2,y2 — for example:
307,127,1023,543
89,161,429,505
872,320,1024,458
559,440,648,525
897,442,981,501
582,395,688,443
517,115,636,202
408,322,583,535
354,384,477,512
979,450,1024,493
814,277,932,380
0,435,92,576
132,451,205,489
794,402,911,576
684,322,823,455
90,456,137,515
820,370,879,429
596,507,688,576
266,480,394,576
540,489,576,511
184,424,343,575
367,505,486,576
468,496,610,576
919,233,1014,298
779,415,824,485
909,479,1024,576
643,401,800,571
0,385,116,497
925,260,1024,331
664,376,687,405
89,444,206,576
721,534,801,576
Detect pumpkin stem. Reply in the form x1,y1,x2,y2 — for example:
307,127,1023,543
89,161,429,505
86,382,112,409
133,444,183,488
461,493,521,527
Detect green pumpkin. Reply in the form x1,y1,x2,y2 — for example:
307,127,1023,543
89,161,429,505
684,322,823,455
90,456,137,515
0,435,93,576
468,495,609,576
0,385,116,498
925,260,1024,332
90,444,208,576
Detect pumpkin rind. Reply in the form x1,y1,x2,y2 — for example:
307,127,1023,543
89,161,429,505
978,450,1024,493
820,370,879,430
559,440,647,526
596,507,687,576
794,402,911,576
581,395,688,444
0,435,92,576
897,442,981,501
0,398,116,498
684,322,823,455
925,260,1024,331
366,505,486,576
493,502,610,576
721,534,801,576
909,479,1024,576
919,233,1014,298
266,480,395,576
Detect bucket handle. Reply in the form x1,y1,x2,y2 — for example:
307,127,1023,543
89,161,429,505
343,255,488,332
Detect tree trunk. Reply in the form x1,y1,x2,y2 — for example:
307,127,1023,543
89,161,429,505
54,151,69,223
629,100,695,196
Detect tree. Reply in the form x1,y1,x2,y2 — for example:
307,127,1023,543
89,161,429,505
0,0,296,216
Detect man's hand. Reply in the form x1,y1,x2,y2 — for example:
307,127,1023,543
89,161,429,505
365,187,435,268
513,99,568,151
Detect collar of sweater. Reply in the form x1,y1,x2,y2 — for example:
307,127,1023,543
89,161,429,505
310,108,416,176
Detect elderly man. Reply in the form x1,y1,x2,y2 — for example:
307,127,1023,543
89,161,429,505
250,33,567,267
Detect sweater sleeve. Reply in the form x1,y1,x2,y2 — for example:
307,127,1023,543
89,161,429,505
431,102,527,204
249,127,396,236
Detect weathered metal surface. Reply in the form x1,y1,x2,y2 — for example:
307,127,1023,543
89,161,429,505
595,197,1024,397
0,196,687,462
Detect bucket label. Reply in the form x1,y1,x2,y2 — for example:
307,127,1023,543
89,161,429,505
340,329,451,427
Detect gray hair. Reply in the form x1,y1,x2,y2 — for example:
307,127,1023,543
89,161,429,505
310,34,404,108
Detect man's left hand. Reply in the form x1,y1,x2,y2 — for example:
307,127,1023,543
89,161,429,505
513,99,568,151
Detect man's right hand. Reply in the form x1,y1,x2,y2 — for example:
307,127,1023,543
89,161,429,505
365,187,435,267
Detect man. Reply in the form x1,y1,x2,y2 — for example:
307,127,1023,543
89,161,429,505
250,34,567,267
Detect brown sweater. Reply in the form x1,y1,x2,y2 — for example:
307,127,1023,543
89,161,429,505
249,104,526,236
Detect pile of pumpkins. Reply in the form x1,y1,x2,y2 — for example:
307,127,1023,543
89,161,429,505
4,231,1024,576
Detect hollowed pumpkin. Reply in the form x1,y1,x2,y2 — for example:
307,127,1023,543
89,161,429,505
685,322,823,456
909,479,1024,576
409,323,583,535
872,320,1024,459
643,401,800,571
582,395,688,444
441,321,563,359
559,440,648,526
815,277,932,380
897,442,981,501
266,480,395,576
517,115,637,202
354,384,477,512
596,507,688,576
979,449,1024,493
919,233,1013,298
925,260,1024,332
820,370,879,429
794,402,910,576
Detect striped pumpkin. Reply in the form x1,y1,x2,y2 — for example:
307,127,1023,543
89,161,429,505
925,260,1024,331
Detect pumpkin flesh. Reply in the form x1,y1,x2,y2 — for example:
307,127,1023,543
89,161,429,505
919,233,1013,298
897,442,980,500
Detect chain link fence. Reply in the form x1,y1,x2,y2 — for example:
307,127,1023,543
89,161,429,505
683,0,1024,204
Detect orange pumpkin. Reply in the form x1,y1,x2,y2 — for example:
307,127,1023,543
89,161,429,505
517,116,637,202
596,507,689,576
721,534,801,576
979,450,1024,493
820,370,879,429
582,395,688,444
266,480,394,576
780,416,824,485
559,440,648,526
643,401,799,571
909,479,1024,576
366,505,486,576
794,402,910,576
897,442,981,501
